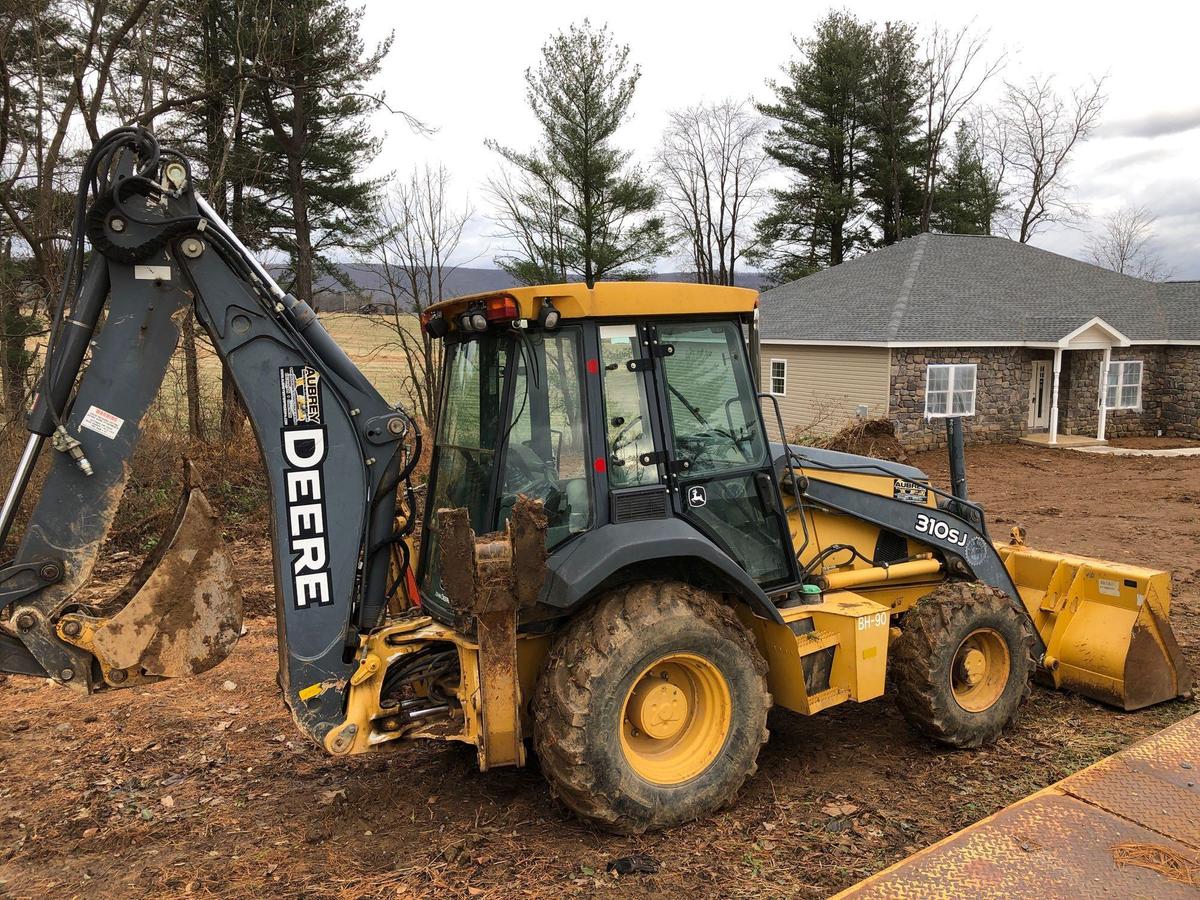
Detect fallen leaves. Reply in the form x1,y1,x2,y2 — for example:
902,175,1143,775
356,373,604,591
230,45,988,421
822,802,859,817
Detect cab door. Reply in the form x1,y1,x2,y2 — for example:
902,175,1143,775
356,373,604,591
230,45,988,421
648,320,799,592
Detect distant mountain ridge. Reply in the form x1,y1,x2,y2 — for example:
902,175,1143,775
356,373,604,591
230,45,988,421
310,264,767,311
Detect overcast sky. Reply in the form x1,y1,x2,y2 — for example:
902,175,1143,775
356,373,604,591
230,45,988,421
359,1,1200,279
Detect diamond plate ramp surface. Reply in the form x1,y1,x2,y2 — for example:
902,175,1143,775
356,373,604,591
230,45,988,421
837,713,1200,898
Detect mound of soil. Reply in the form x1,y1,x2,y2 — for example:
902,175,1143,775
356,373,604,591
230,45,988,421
819,418,910,463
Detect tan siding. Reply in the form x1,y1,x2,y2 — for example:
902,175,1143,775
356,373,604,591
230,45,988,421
759,344,891,438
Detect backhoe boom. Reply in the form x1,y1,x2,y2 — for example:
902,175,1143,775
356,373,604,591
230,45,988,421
0,129,419,751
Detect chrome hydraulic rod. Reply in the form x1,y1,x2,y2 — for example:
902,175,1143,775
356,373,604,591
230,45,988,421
0,434,45,550
194,194,285,300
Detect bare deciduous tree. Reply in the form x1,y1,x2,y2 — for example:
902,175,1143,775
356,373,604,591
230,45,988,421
918,23,1005,232
1085,205,1170,281
0,1,163,414
656,99,770,285
487,166,572,286
358,166,472,430
992,75,1107,243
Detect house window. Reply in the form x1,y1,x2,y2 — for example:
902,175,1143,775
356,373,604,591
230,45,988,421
925,363,976,418
769,359,787,396
1105,360,1142,410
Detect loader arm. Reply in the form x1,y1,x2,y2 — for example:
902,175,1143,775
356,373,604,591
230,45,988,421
0,129,419,751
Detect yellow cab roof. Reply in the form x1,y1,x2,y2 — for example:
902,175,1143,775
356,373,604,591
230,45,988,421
426,281,758,322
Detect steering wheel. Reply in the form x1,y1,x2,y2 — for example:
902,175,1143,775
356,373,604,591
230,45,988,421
503,442,563,507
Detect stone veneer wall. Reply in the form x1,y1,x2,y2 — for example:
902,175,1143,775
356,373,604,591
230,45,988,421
1104,348,1166,438
890,345,1196,449
1059,349,1098,436
1061,348,1168,438
1164,347,1200,439
889,347,1038,450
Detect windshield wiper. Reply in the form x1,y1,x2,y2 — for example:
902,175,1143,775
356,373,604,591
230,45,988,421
669,383,709,426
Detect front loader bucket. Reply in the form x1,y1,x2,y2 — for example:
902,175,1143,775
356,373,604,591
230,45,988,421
996,543,1192,710
76,465,244,679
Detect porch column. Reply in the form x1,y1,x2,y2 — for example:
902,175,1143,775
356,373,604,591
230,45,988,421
1097,346,1112,442
1048,347,1063,444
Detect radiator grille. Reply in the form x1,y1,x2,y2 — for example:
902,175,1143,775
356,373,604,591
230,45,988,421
874,529,909,564
612,487,670,523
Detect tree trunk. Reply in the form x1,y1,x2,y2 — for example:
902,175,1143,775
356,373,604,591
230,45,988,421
182,312,205,442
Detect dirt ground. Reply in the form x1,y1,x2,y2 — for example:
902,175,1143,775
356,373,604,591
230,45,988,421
2,444,1199,899
1106,435,1200,450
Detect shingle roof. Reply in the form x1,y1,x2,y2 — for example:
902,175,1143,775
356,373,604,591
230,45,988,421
759,233,1197,344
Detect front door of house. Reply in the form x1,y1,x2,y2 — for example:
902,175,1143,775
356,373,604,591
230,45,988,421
1028,360,1051,428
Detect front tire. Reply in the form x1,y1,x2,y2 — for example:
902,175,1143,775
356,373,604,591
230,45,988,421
892,581,1035,749
532,581,770,833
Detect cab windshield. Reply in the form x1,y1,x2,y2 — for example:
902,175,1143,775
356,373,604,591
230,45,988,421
421,327,590,605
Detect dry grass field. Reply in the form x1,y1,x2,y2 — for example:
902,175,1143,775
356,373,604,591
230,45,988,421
148,312,419,432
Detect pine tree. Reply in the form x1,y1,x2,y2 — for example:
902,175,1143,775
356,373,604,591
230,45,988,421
931,122,1002,235
862,21,925,246
246,0,391,305
754,11,876,283
488,20,666,287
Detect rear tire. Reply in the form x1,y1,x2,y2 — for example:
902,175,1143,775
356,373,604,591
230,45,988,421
892,581,1035,749
532,581,770,833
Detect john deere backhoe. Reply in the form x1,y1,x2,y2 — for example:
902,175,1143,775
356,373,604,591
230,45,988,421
0,129,1190,833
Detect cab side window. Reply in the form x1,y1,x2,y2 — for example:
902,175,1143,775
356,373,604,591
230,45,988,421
598,325,660,487
657,322,766,475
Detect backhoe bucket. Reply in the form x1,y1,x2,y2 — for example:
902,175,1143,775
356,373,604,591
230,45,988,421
83,466,243,679
996,543,1191,710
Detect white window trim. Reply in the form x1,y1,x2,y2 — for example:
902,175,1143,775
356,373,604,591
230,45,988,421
924,363,977,419
769,358,787,396
1105,359,1143,410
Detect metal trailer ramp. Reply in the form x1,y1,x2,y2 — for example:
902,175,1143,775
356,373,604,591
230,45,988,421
837,712,1200,898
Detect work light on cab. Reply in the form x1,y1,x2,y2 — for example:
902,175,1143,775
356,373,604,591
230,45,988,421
458,301,488,333
537,297,560,330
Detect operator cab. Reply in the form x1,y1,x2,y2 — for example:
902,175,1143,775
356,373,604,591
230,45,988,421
417,284,800,620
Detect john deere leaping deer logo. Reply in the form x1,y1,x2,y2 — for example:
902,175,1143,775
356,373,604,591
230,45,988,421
687,485,707,508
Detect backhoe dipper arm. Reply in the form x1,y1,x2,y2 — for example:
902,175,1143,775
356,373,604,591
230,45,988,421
0,129,417,751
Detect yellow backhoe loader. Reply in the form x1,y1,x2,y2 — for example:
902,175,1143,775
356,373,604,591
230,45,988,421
0,128,1190,834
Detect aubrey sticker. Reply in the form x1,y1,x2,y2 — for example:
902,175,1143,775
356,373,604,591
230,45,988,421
279,365,331,609
893,479,929,504
80,405,124,440
280,365,322,426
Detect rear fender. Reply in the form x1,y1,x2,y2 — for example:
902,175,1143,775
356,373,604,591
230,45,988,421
539,519,785,625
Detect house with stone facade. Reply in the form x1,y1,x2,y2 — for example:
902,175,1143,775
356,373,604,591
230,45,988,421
756,233,1200,450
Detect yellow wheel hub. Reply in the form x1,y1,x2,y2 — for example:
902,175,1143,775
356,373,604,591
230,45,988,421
628,678,689,740
620,653,731,785
951,628,1010,713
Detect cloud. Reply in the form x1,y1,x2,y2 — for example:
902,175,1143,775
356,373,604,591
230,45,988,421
1101,107,1200,139
1092,146,1172,175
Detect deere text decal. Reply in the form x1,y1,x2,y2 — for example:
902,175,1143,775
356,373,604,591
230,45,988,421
279,366,332,608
